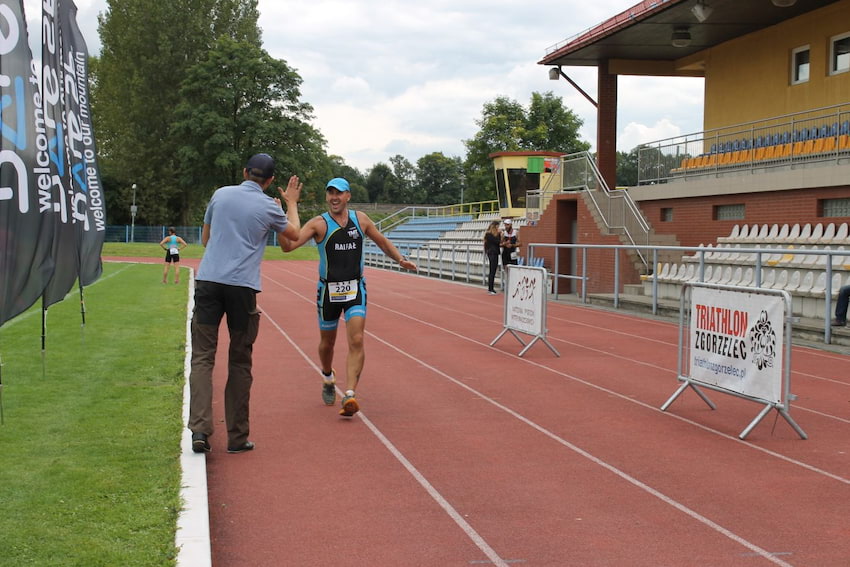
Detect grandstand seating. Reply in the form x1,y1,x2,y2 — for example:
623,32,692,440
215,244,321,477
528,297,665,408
672,119,850,174
642,221,850,319
366,213,532,287
364,215,472,257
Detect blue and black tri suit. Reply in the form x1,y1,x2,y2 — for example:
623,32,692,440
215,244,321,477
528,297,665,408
316,210,367,330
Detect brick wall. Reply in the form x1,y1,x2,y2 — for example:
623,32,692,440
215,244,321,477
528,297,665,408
639,186,850,248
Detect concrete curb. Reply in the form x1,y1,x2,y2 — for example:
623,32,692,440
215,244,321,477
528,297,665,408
175,272,212,567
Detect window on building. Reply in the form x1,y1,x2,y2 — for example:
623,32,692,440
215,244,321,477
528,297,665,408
830,33,850,75
661,208,673,222
791,45,810,84
822,198,850,218
714,204,745,221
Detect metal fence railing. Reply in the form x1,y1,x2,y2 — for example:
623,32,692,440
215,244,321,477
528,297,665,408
637,102,850,185
105,225,289,247
527,152,651,269
365,237,850,345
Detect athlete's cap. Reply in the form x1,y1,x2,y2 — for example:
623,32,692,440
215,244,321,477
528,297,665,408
245,153,275,179
504,218,512,225
326,177,350,192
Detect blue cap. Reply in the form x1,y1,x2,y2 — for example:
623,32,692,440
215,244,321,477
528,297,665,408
326,177,350,192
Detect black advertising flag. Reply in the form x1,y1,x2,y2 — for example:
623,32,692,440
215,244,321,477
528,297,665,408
40,0,80,307
57,0,105,287
0,0,57,326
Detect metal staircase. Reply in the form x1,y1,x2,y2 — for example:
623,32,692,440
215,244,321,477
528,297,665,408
527,151,667,272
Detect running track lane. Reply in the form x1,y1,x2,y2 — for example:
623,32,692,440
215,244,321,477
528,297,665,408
178,259,850,566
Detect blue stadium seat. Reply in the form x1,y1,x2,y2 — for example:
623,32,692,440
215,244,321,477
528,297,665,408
841,121,850,136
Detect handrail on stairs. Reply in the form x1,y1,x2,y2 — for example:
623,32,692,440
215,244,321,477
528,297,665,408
528,151,651,270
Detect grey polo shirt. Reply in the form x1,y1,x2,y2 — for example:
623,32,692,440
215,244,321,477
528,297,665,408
196,180,288,291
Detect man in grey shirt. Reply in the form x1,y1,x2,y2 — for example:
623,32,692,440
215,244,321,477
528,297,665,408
188,153,301,454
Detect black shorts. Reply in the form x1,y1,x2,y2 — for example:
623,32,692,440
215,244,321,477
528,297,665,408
165,251,180,263
316,278,367,331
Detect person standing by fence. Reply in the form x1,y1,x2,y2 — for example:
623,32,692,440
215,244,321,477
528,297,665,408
484,220,501,294
501,218,519,268
159,227,188,284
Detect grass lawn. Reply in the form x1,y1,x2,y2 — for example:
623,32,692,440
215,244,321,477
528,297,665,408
0,245,314,566
0,262,188,566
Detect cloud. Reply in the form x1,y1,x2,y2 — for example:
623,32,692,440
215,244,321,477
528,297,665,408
21,0,706,171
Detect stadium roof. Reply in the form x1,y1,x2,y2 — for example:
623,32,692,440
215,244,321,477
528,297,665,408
539,0,841,73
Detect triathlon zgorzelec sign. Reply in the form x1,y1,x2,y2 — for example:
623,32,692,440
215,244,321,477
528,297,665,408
689,286,784,404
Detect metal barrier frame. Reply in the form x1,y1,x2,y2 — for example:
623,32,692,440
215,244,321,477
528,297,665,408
660,282,806,440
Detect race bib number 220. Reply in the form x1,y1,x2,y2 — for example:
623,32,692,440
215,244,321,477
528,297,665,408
328,279,358,302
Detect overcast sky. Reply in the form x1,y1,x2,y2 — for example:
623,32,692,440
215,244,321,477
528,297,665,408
25,0,704,171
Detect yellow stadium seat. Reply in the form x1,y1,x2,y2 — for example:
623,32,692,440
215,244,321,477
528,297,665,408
763,145,776,160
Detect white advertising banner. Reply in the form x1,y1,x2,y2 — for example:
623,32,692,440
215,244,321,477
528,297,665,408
689,286,784,403
504,265,545,336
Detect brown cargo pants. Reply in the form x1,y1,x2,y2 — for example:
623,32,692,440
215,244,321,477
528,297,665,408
188,280,260,448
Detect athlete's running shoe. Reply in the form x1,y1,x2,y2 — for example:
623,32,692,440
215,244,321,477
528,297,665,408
339,395,359,417
322,370,336,406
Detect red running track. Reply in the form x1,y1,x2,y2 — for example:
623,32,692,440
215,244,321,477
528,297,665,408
160,259,850,566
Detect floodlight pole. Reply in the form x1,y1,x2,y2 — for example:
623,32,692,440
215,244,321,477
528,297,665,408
130,183,138,243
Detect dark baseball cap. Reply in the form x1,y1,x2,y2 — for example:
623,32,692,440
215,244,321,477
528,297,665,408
245,153,275,179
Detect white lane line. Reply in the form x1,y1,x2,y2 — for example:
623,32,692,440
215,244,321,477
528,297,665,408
369,301,850,488
259,305,510,567
365,331,794,567
259,273,794,564
261,269,850,487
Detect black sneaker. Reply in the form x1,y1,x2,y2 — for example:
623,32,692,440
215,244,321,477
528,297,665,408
191,432,210,453
227,441,255,454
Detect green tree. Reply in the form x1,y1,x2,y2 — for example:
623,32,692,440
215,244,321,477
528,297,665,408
93,0,273,224
171,36,326,222
416,153,464,205
388,155,420,203
617,147,640,187
462,92,590,202
365,163,393,203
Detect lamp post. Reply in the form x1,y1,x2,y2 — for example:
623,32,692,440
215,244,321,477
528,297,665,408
130,183,138,243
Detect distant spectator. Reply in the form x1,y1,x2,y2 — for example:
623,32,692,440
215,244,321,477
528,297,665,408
831,284,850,327
159,227,188,284
501,218,519,267
483,220,501,295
